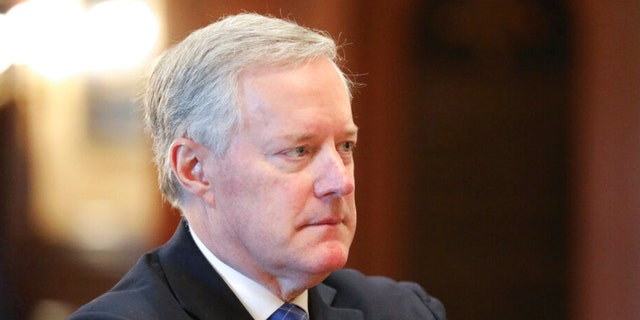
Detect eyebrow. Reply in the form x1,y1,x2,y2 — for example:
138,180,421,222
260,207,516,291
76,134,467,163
280,125,359,142
345,125,359,136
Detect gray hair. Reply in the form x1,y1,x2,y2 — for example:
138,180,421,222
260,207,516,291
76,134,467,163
143,13,352,208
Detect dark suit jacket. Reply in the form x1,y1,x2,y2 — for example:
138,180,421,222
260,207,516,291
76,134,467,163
69,220,446,319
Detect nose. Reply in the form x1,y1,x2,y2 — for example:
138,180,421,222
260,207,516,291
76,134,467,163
313,148,355,198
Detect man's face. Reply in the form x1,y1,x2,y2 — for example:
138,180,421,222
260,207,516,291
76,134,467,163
203,56,357,285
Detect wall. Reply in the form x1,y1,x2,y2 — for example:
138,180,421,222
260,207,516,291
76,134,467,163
2,1,639,319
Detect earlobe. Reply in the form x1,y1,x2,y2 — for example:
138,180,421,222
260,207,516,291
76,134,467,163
170,138,213,203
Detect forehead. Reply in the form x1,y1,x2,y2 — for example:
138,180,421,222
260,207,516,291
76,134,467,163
237,57,354,129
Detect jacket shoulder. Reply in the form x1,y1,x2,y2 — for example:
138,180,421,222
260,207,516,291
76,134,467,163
68,252,190,320
323,269,446,320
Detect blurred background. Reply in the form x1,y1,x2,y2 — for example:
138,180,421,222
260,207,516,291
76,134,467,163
0,0,638,319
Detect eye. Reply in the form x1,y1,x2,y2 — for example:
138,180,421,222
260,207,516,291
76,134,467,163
283,146,310,158
339,141,356,153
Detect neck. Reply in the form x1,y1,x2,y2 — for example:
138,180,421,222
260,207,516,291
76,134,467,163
187,213,327,301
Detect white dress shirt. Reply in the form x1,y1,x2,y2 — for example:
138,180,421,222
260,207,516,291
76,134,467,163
190,228,309,320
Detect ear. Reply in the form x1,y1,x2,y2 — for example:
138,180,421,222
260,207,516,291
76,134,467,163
170,138,214,206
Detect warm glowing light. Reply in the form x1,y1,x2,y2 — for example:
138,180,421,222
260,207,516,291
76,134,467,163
84,0,160,72
3,0,160,80
7,0,85,80
0,14,11,74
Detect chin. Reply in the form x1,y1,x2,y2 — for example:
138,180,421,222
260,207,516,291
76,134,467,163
305,241,351,275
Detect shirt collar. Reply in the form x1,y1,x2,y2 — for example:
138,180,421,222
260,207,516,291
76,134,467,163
190,228,309,320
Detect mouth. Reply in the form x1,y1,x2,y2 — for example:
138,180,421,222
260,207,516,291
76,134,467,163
302,216,343,228
314,217,342,226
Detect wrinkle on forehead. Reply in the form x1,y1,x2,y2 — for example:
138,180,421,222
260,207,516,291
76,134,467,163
236,57,352,130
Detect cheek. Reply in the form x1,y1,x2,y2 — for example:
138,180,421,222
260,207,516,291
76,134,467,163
217,163,293,211
216,157,267,196
211,160,260,217
213,156,316,224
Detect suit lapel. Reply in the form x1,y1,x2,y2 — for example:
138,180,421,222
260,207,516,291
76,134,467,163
158,220,253,319
309,283,364,320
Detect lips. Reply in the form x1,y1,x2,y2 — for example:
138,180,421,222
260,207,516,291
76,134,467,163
302,216,343,228
313,217,342,226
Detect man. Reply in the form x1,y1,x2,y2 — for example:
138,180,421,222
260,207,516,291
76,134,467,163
69,13,445,320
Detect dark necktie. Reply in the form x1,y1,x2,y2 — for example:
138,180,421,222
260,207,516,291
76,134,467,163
268,302,309,320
